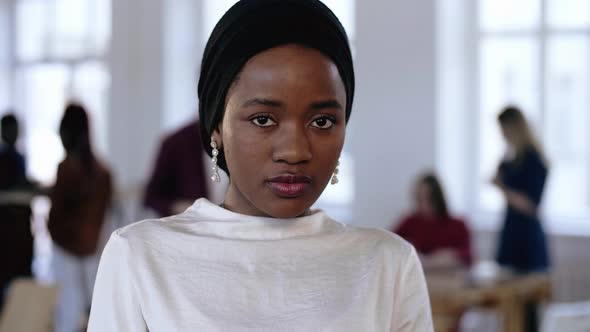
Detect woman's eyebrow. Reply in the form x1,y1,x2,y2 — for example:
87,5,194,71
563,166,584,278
242,98,283,108
309,100,343,110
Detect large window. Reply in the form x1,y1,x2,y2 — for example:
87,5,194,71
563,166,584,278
12,0,111,185
476,0,590,222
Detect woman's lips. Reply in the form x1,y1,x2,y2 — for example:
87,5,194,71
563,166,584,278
266,175,311,198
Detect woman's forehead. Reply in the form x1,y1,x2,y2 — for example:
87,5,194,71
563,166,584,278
230,45,346,99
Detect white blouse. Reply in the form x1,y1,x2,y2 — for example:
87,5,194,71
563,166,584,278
88,198,433,331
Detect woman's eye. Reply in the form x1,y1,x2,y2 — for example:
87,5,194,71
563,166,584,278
311,116,335,129
251,115,276,127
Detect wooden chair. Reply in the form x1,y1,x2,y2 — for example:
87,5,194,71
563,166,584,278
0,278,58,332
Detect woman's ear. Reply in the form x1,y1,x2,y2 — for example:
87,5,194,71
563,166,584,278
211,127,223,149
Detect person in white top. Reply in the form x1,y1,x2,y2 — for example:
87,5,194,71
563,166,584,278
88,0,433,331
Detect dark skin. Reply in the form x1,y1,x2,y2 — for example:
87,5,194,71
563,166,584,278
211,44,347,218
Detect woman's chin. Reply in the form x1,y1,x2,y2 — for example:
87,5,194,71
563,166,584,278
259,198,314,219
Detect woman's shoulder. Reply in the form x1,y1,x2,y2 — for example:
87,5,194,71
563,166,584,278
445,216,471,234
522,145,548,167
340,224,415,258
93,157,113,176
109,212,194,246
336,226,421,276
447,214,468,225
57,156,79,173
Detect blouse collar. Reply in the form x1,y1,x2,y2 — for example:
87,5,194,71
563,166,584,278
182,198,344,241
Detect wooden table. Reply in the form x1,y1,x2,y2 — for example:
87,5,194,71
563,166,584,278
427,269,551,332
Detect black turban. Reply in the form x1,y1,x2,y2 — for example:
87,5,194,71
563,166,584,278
198,0,355,174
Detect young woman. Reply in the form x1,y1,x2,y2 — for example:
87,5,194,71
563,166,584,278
493,106,550,273
394,173,472,270
48,103,112,332
88,1,433,330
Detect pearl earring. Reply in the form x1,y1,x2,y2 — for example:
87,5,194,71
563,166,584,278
210,141,221,183
331,161,340,185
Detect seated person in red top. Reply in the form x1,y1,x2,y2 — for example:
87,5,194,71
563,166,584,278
393,172,473,269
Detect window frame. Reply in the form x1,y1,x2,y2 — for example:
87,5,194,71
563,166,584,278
467,0,590,235
9,0,111,185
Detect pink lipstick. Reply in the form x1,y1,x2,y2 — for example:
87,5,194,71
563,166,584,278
266,174,312,198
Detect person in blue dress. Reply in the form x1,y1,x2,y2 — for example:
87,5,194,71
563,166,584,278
492,105,550,332
492,105,550,273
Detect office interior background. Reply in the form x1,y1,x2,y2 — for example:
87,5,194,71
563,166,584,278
0,0,589,331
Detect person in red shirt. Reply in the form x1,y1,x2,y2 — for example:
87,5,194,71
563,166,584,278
143,120,208,217
393,172,472,269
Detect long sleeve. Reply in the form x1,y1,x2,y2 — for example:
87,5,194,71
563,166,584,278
523,150,547,206
500,148,548,208
391,246,434,332
88,232,147,331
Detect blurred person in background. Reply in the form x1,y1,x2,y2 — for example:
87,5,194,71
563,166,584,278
393,172,473,270
0,112,33,311
492,105,550,274
48,103,112,332
0,113,26,189
142,119,208,217
492,105,550,332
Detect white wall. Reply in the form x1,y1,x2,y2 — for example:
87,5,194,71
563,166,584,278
435,0,471,216
351,0,437,229
108,0,166,191
162,0,202,131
